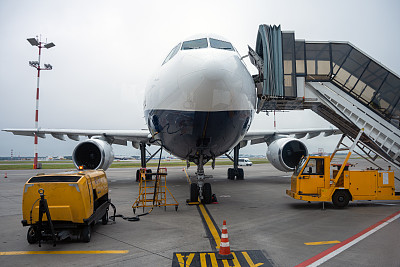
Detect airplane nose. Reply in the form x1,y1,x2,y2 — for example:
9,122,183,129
203,59,225,81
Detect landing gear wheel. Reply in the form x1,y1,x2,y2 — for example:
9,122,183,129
136,169,140,182
190,183,199,202
332,190,350,208
146,169,152,180
203,183,212,204
27,226,38,244
227,168,235,180
81,225,91,243
237,168,244,180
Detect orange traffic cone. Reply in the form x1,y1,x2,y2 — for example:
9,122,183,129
217,220,233,260
4,172,7,178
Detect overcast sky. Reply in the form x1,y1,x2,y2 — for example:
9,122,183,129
0,0,399,157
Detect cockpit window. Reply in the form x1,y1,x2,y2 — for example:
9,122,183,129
181,38,208,50
162,43,181,65
209,38,234,51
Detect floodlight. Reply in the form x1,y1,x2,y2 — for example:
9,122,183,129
29,61,39,67
44,64,53,70
44,42,55,49
27,38,39,46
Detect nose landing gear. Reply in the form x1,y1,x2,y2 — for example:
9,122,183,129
189,155,213,204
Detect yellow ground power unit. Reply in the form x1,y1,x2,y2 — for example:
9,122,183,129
21,170,111,245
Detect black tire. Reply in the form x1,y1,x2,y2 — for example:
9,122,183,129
102,210,108,225
227,168,234,180
332,190,350,208
27,226,38,244
146,169,152,180
203,183,212,204
136,169,140,182
190,183,199,202
237,168,244,180
81,225,91,242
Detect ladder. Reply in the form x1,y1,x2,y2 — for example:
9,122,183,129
132,168,178,213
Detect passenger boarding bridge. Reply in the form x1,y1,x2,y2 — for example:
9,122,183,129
250,25,400,169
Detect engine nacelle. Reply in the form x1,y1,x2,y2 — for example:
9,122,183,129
267,138,308,172
72,138,114,170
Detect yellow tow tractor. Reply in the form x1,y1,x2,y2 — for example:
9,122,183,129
286,129,400,208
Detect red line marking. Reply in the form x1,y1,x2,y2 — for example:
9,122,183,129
295,210,400,267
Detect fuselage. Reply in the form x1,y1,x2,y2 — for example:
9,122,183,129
144,34,256,164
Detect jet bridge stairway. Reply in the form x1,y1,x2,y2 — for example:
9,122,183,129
250,24,400,169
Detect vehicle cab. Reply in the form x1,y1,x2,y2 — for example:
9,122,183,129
291,156,330,195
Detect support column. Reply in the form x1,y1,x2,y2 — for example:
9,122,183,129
233,144,240,171
140,143,146,168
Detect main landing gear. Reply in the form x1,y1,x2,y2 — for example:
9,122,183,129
226,144,244,180
136,142,162,182
227,167,244,180
189,155,213,204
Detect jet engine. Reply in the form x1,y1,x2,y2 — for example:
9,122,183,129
266,138,308,172
72,138,114,170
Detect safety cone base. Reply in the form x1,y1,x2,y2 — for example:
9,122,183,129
216,253,234,260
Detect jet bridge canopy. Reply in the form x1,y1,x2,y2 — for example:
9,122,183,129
250,24,400,170
251,25,400,128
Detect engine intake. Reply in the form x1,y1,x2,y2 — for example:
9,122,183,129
267,138,308,172
72,138,114,170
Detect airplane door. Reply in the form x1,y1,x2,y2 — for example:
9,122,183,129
298,158,325,195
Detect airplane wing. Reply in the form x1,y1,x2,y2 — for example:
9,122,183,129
244,127,342,145
2,128,151,148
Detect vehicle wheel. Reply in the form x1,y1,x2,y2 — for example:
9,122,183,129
27,226,38,244
81,225,91,242
227,168,234,180
190,183,199,202
237,168,244,180
102,210,108,225
136,169,140,182
203,183,212,204
146,169,152,180
332,190,350,208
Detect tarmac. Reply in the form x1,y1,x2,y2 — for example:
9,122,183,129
0,158,400,266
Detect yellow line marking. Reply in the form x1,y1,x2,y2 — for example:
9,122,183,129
242,251,264,266
231,252,242,267
304,240,341,246
183,168,191,184
176,253,195,267
208,252,218,267
198,203,221,249
0,250,129,255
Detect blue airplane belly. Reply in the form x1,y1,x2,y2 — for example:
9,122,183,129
145,109,252,163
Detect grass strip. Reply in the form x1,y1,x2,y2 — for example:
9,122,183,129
0,159,269,170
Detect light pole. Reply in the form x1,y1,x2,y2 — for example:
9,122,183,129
27,36,55,169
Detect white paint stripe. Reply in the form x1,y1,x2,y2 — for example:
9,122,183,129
221,233,228,238
307,213,400,267
220,242,230,247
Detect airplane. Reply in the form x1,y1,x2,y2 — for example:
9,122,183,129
3,34,340,204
